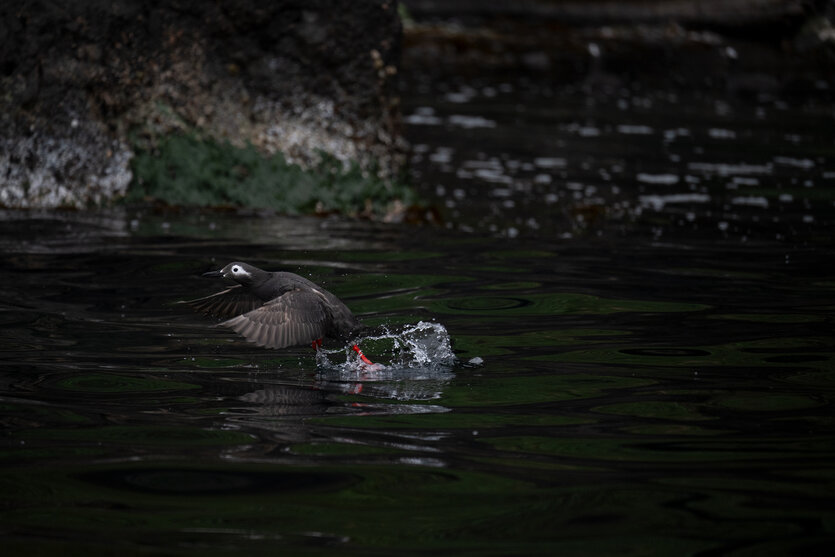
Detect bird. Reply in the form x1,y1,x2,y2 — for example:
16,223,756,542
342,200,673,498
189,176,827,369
182,261,374,364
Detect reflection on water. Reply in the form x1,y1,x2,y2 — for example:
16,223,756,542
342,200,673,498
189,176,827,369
1,211,833,555
403,74,835,242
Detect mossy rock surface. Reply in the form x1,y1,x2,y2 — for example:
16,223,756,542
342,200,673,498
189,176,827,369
129,134,417,216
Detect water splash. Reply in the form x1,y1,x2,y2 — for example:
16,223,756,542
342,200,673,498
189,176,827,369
315,321,456,374
313,322,457,407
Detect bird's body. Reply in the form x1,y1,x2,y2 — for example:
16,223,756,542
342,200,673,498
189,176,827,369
183,262,363,350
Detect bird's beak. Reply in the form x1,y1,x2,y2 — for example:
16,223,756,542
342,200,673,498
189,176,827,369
202,270,223,278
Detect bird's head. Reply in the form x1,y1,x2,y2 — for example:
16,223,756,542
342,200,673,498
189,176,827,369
203,262,264,287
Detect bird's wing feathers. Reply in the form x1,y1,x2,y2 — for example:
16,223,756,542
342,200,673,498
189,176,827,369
179,285,264,319
219,289,329,349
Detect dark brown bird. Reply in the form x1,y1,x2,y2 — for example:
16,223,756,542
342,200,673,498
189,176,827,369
184,262,372,362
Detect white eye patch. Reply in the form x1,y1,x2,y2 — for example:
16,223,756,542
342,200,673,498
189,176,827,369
228,265,251,279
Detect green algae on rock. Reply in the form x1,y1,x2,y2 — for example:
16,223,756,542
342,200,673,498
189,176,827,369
129,133,418,218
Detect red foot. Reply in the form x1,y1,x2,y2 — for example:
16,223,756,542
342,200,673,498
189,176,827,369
352,344,374,365
311,338,323,350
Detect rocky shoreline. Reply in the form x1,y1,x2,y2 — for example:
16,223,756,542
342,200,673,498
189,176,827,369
1,1,404,209
2,0,832,210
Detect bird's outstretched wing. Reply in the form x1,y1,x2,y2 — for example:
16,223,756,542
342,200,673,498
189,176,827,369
178,286,264,319
219,289,328,349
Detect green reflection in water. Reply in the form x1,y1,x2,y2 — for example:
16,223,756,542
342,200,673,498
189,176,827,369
350,285,707,317
710,313,825,323
439,374,655,408
15,426,255,446
661,267,765,280
486,249,556,260
594,401,714,421
0,462,723,556
481,280,542,290
322,249,443,262
658,474,835,500
1,403,90,425
335,272,471,299
174,356,262,369
454,328,628,357
712,393,823,412
620,424,728,436
434,292,708,316
468,455,607,472
54,373,200,393
310,412,591,430
781,369,835,386
0,447,108,463
530,336,833,371
484,435,835,463
289,442,400,456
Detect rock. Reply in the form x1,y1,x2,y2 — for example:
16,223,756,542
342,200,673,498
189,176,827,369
0,0,405,209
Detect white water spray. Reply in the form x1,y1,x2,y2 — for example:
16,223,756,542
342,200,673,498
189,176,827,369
315,321,455,373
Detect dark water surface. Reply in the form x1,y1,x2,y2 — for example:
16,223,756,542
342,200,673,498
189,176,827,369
3,50,835,556
402,63,835,243
1,210,833,556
